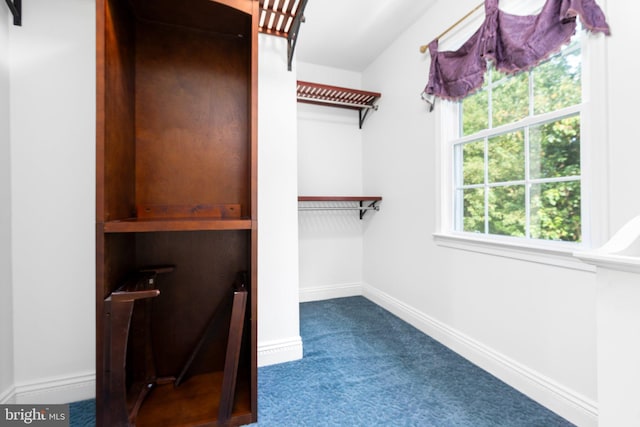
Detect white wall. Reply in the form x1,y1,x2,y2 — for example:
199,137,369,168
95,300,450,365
257,34,302,366
296,62,367,301
9,0,95,403
595,1,640,425
0,5,14,404
360,1,610,425
606,0,640,233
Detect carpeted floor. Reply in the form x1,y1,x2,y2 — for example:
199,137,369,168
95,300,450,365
70,296,574,426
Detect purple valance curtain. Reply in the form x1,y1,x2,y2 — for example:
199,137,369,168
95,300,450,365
424,0,610,102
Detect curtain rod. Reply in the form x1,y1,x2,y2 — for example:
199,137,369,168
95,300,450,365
419,2,483,54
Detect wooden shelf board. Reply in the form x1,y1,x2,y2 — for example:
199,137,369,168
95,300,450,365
103,218,253,233
296,81,381,110
258,0,299,37
298,196,382,202
136,371,252,427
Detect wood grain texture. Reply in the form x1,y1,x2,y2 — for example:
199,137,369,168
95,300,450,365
135,21,251,217
96,0,258,424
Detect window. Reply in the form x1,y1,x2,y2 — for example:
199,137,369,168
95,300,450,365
451,36,583,243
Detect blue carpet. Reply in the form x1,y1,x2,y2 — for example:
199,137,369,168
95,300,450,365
70,297,575,426
251,297,573,427
69,398,95,427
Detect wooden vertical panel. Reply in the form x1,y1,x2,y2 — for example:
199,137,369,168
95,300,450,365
249,225,258,421
95,0,106,422
218,287,247,422
135,23,251,216
135,231,250,376
96,0,106,224
250,0,259,222
94,225,106,426
103,0,136,221
249,2,259,421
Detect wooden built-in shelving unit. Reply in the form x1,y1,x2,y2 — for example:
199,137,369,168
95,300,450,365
95,0,258,425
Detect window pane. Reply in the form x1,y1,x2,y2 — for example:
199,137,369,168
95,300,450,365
534,44,581,115
462,188,485,233
462,89,488,136
492,72,529,128
462,140,485,185
488,131,525,183
529,116,580,179
488,185,526,237
530,181,581,242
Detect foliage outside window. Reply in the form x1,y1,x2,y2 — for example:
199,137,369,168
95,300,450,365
453,37,582,242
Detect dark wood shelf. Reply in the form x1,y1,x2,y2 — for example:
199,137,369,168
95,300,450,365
298,196,382,202
136,371,252,427
296,81,381,128
258,0,310,70
103,218,253,233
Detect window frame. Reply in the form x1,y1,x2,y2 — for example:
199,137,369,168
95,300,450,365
433,19,609,271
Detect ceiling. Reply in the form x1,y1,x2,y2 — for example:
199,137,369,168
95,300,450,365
293,0,437,71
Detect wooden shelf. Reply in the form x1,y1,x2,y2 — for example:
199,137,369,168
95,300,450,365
296,81,382,128
298,196,382,219
298,196,382,202
103,218,253,233
258,0,310,70
136,371,252,427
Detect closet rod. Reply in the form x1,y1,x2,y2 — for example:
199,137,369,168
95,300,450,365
419,2,483,53
298,207,380,211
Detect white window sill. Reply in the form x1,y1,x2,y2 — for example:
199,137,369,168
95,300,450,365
433,232,596,272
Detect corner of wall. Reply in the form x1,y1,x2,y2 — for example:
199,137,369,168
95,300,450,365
257,33,302,359
0,1,15,405
362,283,598,427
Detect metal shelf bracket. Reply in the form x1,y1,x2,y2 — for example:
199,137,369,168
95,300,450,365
287,0,309,71
358,104,379,129
359,200,380,220
5,0,21,26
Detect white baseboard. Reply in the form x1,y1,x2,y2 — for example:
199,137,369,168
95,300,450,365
258,336,303,367
0,385,16,404
10,372,95,404
299,282,362,303
362,283,598,427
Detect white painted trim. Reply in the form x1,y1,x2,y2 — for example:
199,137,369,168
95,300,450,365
433,232,596,272
0,385,16,404
436,30,610,255
258,336,303,367
12,372,95,404
362,283,598,427
299,282,362,303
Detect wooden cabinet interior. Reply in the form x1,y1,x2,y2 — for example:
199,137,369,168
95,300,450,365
96,0,258,425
